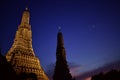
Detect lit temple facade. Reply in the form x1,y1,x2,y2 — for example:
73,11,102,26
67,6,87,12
53,29,73,80
5,8,49,80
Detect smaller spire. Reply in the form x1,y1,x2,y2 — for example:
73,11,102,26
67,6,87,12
57,26,64,48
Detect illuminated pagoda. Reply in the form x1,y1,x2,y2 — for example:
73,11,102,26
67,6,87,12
5,8,49,80
53,28,73,80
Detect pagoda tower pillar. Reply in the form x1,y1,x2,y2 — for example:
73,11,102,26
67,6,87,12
6,8,49,80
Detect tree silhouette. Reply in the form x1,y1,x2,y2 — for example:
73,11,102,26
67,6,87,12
0,52,17,80
91,69,120,80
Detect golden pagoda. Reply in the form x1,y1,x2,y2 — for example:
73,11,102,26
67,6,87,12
6,8,49,80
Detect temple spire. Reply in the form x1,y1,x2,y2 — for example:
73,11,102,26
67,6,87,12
57,28,64,48
21,7,30,25
6,5,49,80
53,29,73,80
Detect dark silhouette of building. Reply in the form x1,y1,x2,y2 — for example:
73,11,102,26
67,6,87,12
91,69,120,80
53,29,73,80
0,50,17,80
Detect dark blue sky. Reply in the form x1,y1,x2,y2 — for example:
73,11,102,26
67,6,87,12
0,0,120,79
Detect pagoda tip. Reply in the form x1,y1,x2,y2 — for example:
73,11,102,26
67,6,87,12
25,7,28,10
58,26,61,32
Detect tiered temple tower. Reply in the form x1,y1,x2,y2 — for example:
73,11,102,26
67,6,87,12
5,8,49,80
53,29,73,80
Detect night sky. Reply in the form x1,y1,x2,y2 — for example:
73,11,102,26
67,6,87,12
0,0,120,80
